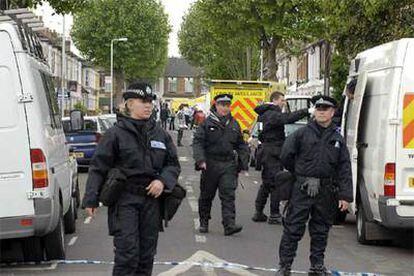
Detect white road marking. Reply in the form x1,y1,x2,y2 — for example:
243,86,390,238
253,181,258,184
195,235,207,243
179,156,189,162
157,250,257,276
84,216,92,224
68,236,78,246
186,186,194,193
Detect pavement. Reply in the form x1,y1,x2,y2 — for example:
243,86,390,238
1,130,413,276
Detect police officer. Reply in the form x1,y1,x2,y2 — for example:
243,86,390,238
276,95,353,276
82,82,181,276
252,91,311,224
193,94,249,235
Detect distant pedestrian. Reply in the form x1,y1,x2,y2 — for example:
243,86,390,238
176,104,187,146
169,108,176,131
160,103,170,130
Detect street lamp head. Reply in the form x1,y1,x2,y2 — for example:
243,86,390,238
117,37,128,42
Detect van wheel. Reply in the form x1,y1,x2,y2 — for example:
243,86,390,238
22,237,44,262
64,197,77,234
357,202,370,244
44,205,65,260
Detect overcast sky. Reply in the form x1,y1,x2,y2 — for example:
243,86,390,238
34,0,196,57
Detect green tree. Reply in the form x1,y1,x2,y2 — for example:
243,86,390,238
71,0,170,101
179,0,323,81
6,0,86,13
319,0,414,98
179,1,260,80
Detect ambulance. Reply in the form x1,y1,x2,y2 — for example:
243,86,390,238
341,39,414,244
208,80,286,130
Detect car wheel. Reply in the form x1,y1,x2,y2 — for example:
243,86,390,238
22,237,45,262
44,205,66,260
64,196,77,234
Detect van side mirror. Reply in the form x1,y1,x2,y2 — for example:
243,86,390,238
70,110,84,131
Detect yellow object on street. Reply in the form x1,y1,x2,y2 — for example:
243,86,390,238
209,80,286,130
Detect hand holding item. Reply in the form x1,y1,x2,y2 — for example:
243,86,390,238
147,179,165,198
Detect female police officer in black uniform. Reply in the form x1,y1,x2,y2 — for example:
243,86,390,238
82,82,180,276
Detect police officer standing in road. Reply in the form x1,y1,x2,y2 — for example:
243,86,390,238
82,82,181,276
193,94,249,236
252,91,311,224
276,95,353,276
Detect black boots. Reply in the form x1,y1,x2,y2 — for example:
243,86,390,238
252,211,268,222
224,224,243,236
199,220,208,233
309,265,331,276
268,213,282,224
275,265,291,276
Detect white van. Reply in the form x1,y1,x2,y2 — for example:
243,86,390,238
0,22,78,261
341,39,414,244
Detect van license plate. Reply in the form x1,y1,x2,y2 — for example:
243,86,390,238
74,152,84,158
409,177,414,188
27,190,48,199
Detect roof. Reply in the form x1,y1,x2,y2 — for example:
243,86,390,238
164,57,200,77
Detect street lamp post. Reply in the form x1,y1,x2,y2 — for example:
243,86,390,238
110,37,128,114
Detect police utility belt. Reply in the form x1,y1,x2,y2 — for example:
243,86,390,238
206,154,235,162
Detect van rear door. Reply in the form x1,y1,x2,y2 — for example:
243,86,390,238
0,30,34,218
344,72,368,209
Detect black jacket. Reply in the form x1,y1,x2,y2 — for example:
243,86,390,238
193,110,249,170
83,114,181,208
255,104,308,144
280,121,353,202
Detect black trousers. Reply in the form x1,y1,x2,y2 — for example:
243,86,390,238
255,143,282,215
278,181,337,268
161,119,167,130
198,159,237,228
177,129,184,145
108,192,160,276
169,118,175,130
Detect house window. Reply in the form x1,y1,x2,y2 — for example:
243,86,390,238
184,77,193,93
168,77,177,93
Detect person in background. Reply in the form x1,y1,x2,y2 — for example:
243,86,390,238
176,104,187,146
252,91,311,224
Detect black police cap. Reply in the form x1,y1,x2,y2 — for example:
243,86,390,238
311,95,337,108
123,82,156,101
214,93,233,103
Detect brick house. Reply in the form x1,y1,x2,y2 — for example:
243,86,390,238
154,57,205,100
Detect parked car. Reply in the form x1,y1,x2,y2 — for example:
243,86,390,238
62,116,110,168
0,22,78,262
341,39,414,244
100,113,117,126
